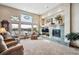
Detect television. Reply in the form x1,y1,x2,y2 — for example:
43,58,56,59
42,28,49,32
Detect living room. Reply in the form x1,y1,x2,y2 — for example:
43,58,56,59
0,3,79,55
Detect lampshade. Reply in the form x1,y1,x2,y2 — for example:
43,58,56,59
0,28,7,34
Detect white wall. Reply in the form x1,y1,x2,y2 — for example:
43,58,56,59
71,3,79,32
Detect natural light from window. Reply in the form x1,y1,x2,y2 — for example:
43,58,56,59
21,24,32,29
21,14,32,23
12,24,19,28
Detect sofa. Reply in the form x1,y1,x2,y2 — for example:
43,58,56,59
0,44,24,55
4,38,18,48
0,35,24,55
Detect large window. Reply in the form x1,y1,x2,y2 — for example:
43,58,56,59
21,24,32,29
20,14,32,35
11,24,19,36
12,24,19,28
21,24,32,35
21,14,32,23
11,16,19,21
11,14,33,37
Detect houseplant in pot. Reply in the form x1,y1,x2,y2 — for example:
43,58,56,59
66,32,79,48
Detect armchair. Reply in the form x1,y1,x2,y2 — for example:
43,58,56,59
31,31,38,40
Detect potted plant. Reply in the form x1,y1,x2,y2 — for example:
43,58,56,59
66,32,79,48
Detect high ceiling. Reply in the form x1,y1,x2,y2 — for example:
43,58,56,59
1,3,60,15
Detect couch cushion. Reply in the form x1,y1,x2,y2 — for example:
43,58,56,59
0,35,7,53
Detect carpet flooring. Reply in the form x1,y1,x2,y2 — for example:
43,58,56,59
20,39,79,55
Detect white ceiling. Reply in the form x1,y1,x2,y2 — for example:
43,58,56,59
1,3,60,15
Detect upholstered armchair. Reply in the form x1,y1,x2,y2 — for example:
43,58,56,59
31,31,38,40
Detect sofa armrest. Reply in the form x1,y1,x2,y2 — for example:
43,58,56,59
0,44,24,55
6,41,17,48
4,39,15,43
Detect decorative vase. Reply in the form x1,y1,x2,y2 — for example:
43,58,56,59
69,40,79,48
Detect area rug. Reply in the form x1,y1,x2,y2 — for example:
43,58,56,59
20,39,79,55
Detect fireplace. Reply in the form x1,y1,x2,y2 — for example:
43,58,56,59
52,29,61,38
